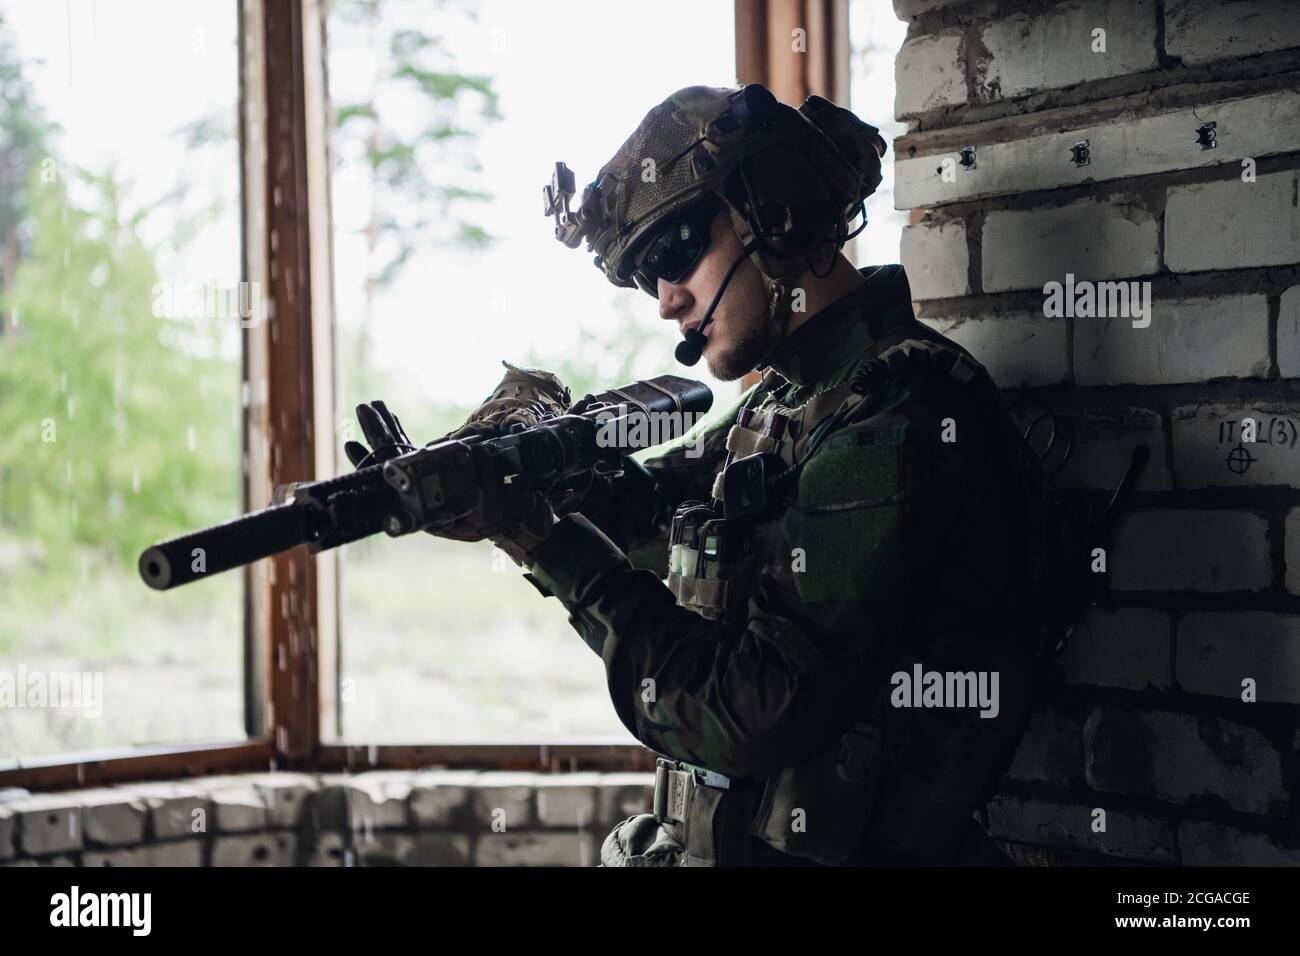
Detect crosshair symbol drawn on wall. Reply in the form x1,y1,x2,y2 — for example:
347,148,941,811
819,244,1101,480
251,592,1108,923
1225,444,1255,474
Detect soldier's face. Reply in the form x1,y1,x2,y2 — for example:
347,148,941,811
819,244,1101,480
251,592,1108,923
657,209,771,381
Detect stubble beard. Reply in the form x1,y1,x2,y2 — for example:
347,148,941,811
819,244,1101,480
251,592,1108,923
704,313,773,381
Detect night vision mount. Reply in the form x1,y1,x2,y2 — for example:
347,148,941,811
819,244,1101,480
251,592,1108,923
544,160,611,257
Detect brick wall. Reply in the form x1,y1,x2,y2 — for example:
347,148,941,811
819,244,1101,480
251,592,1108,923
894,0,1300,864
0,771,654,867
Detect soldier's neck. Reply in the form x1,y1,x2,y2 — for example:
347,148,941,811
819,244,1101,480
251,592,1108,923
764,255,871,388
783,254,866,338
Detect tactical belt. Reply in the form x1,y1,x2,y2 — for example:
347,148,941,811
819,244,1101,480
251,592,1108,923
653,757,765,866
653,757,730,824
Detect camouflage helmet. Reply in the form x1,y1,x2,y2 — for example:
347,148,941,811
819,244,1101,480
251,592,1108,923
544,84,888,292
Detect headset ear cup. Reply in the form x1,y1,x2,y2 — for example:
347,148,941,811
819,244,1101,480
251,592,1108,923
798,94,887,208
741,148,838,258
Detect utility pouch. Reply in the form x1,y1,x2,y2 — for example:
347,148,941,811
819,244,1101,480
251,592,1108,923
721,452,788,521
666,500,735,620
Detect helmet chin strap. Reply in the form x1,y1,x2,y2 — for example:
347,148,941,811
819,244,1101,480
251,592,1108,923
749,235,843,372
750,276,797,371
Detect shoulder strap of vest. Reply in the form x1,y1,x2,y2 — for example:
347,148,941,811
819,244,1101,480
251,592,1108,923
797,336,991,448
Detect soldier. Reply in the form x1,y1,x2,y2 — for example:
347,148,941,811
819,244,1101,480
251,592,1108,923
348,85,1052,866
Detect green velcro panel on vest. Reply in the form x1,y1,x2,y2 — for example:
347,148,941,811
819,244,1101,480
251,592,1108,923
786,424,907,604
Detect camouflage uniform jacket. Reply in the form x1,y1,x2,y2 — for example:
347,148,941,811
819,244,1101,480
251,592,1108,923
524,265,1049,865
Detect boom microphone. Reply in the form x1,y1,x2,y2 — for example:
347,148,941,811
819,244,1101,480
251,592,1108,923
673,236,761,367
675,328,708,366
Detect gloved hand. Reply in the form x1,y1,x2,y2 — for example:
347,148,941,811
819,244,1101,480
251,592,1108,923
435,440,556,545
345,362,571,465
344,398,555,545
448,361,572,440
344,400,417,468
342,361,572,551
445,361,572,554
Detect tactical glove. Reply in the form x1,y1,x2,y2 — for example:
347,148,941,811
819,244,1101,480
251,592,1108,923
446,361,572,556
448,361,572,440
344,399,417,468
342,362,570,548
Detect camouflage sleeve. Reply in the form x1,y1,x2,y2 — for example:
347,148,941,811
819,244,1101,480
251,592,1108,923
524,513,850,779
575,383,757,576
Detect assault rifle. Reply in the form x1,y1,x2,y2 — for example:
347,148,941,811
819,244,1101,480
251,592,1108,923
139,376,712,590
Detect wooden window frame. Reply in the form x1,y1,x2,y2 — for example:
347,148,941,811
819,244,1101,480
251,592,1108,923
0,0,843,791
736,0,850,104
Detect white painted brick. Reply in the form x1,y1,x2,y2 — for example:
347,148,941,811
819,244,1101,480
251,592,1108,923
126,782,209,840
407,833,473,866
1180,821,1300,865
596,772,655,824
247,772,320,828
0,806,16,860
1075,294,1270,385
1179,612,1300,703
78,789,147,846
308,830,347,867
4,855,76,867
1110,510,1270,591
1166,0,1300,66
1055,407,1172,492
896,90,1300,209
12,795,81,855
210,832,296,867
1288,509,1300,596
1172,403,1300,488
180,773,262,790
475,830,596,867
900,220,969,299
209,785,269,833
1280,285,1300,378
536,773,601,828
1084,705,1286,815
920,314,1068,386
353,832,409,866
341,770,413,830
147,839,205,866
409,769,479,827
469,771,537,830
986,795,1177,862
895,34,966,119
83,840,204,867
353,832,473,867
978,0,1158,100
982,198,1159,293
1061,607,1172,690
1167,170,1300,272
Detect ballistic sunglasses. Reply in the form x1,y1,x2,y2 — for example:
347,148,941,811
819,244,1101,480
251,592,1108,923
629,195,723,298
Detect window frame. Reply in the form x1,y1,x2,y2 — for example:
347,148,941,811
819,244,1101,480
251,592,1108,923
0,0,846,791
